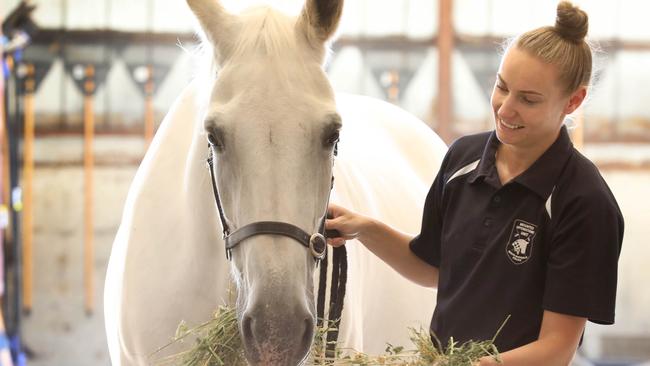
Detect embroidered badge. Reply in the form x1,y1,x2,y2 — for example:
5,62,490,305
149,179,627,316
506,219,537,265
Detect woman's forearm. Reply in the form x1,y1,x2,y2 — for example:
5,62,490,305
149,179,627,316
478,340,575,366
357,218,439,288
478,311,585,366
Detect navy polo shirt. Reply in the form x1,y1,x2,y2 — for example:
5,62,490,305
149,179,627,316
410,126,624,352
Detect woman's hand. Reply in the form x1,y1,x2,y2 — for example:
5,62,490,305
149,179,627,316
325,204,369,247
474,356,500,366
326,203,439,288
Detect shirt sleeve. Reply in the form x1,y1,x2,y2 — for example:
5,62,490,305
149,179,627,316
542,183,624,324
409,151,450,268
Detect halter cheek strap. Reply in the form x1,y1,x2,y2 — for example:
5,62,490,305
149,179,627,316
207,152,231,238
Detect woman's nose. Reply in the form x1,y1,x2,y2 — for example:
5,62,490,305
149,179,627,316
497,96,516,120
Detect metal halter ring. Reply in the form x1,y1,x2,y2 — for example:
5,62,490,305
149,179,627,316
309,233,327,260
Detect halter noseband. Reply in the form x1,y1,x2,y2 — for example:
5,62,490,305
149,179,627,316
206,147,335,261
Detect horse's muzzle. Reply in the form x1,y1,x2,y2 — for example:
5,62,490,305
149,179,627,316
240,305,314,366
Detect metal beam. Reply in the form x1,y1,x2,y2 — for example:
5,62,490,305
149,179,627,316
29,28,650,52
31,29,198,46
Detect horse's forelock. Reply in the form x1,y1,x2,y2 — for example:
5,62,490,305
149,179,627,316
230,6,309,63
199,5,331,96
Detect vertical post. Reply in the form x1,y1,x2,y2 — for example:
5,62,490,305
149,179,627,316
436,0,454,143
387,70,400,104
21,64,35,314
1,29,16,366
83,65,95,315
0,47,9,239
1,59,9,228
2,57,14,244
144,65,154,147
0,30,6,302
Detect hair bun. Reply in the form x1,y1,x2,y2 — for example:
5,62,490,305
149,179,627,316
555,1,588,43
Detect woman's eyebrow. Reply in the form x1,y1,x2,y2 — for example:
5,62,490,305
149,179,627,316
497,73,544,96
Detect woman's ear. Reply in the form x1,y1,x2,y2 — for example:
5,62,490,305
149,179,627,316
564,86,587,115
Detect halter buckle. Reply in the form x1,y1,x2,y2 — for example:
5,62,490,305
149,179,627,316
309,233,327,260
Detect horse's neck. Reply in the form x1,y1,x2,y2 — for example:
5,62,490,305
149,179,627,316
124,79,229,293
177,83,229,262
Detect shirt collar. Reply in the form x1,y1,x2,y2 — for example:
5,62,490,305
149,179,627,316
468,126,574,199
468,131,500,186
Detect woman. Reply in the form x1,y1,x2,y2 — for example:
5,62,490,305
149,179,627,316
326,2,623,365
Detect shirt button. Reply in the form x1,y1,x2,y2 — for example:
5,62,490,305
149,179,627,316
493,195,502,204
483,218,492,227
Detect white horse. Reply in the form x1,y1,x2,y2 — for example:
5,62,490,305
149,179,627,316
104,0,447,365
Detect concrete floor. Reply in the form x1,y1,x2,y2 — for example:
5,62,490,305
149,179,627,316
22,165,136,366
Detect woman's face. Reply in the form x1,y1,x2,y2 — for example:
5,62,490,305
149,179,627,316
490,46,584,154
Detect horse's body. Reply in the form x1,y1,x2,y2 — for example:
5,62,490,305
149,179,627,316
104,1,447,365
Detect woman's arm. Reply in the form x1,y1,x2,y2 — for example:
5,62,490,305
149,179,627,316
478,310,586,366
326,204,439,288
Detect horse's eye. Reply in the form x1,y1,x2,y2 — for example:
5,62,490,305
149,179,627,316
207,133,218,146
206,129,224,151
326,131,340,146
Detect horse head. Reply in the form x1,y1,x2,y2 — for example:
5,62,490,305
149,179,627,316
187,0,343,364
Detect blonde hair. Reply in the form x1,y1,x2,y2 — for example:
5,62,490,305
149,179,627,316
515,1,592,95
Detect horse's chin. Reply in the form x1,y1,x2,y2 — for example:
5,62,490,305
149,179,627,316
241,329,312,366
244,345,310,366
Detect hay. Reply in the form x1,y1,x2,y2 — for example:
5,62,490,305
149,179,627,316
154,306,247,366
154,306,507,366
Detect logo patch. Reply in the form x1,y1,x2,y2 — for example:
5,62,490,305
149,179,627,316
506,219,537,265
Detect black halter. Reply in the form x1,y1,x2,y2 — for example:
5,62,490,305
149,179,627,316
206,147,335,261
206,145,346,357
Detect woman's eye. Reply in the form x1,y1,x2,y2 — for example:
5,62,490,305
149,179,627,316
522,97,539,105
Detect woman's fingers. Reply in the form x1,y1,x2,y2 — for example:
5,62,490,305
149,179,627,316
325,215,347,233
326,216,360,240
325,217,345,238
327,237,346,247
325,204,366,247
325,204,360,246
327,203,345,218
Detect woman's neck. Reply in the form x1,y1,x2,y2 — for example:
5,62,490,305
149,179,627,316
495,125,564,184
495,142,548,185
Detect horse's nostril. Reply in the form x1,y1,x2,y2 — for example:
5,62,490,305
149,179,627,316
300,317,314,354
242,314,254,342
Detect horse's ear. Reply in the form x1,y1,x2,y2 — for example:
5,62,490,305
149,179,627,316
186,0,238,60
298,0,344,44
